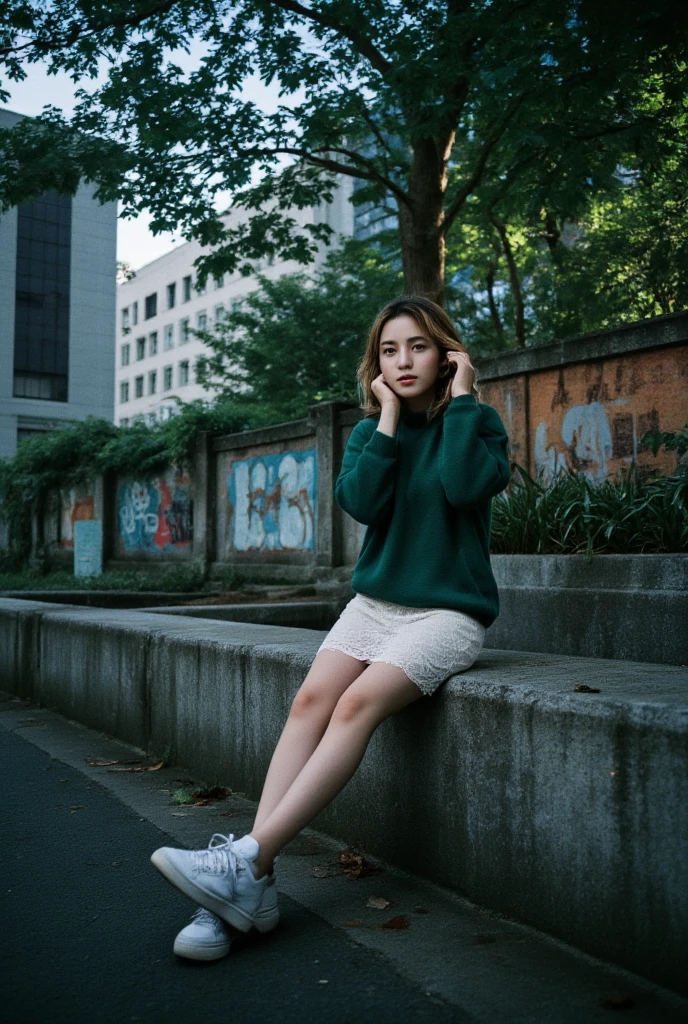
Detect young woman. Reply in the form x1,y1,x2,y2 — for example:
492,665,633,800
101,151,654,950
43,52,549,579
151,295,512,961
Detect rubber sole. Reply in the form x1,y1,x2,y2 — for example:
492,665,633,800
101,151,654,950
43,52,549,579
150,848,254,933
173,936,232,961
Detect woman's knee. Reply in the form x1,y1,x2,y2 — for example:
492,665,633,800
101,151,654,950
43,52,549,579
330,687,377,726
289,682,335,721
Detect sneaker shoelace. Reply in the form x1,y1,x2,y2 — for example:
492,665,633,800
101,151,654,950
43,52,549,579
190,832,241,884
190,906,223,929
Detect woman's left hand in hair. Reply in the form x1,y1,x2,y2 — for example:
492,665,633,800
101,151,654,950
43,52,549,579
446,351,476,397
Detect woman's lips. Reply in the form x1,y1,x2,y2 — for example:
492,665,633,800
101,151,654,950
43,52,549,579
398,377,417,384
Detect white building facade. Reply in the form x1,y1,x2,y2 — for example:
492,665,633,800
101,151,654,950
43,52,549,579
0,108,117,459
115,181,355,426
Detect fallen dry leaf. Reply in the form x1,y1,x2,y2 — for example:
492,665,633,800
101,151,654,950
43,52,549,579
573,684,601,693
337,850,376,879
69,806,85,814
88,759,142,767
340,920,364,928
381,915,409,930
366,896,391,910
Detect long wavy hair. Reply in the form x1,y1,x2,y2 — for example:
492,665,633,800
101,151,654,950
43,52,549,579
357,296,480,421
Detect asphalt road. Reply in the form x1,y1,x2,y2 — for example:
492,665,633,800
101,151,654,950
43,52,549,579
3,696,686,1024
1,724,465,1024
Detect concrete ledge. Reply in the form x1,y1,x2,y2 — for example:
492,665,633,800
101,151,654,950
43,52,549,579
1,596,686,994
140,600,338,630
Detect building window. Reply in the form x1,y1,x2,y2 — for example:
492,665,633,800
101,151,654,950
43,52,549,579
121,343,130,366
146,412,157,426
120,380,129,403
195,277,206,296
180,318,190,344
164,324,174,350
144,292,157,319
167,282,176,310
214,304,225,323
213,273,224,290
179,360,189,386
149,370,157,395
182,275,192,302
13,188,71,403
135,375,144,398
163,365,173,390
196,311,207,332
136,336,145,360
121,307,130,332
132,300,138,325
149,331,158,356
120,417,129,427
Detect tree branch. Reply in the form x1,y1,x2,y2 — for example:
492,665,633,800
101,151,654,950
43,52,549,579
0,0,178,57
441,92,528,237
237,145,410,207
264,0,392,75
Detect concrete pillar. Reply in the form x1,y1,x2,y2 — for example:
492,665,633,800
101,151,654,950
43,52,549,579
191,431,214,576
310,401,353,568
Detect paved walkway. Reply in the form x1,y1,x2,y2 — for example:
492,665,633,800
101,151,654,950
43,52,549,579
2,694,685,1024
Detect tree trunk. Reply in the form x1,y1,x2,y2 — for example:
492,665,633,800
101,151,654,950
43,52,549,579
485,262,504,345
397,138,448,305
490,215,525,349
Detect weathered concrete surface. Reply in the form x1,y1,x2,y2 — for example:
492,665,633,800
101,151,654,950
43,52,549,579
486,554,688,664
1,596,686,994
140,600,338,630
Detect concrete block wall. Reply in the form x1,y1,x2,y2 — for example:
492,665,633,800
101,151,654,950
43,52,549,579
1,596,686,995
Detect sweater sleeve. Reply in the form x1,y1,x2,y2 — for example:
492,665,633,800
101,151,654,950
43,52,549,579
334,420,398,525
440,395,512,509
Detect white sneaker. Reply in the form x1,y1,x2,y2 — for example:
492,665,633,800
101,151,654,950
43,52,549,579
151,833,268,933
173,876,280,960
173,907,233,961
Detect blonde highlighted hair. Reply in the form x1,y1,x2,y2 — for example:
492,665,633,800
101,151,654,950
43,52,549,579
357,296,480,421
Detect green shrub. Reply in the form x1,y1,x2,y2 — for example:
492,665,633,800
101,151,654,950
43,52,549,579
492,425,687,556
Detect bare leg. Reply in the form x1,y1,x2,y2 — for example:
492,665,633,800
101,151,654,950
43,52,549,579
250,662,422,876
251,649,368,835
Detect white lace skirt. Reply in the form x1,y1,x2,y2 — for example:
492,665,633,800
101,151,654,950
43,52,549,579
317,592,486,696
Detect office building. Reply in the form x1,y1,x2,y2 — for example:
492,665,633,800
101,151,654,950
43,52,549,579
0,108,117,459
115,179,356,425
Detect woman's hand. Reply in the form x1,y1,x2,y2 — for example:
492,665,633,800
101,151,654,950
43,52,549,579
446,351,476,398
371,372,401,412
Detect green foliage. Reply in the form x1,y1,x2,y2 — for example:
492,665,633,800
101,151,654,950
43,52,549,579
195,238,403,422
0,0,685,300
0,565,208,593
449,98,688,351
491,427,688,556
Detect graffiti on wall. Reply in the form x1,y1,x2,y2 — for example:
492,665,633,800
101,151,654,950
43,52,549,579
118,470,192,553
228,449,317,552
484,346,684,486
534,401,614,485
60,491,95,549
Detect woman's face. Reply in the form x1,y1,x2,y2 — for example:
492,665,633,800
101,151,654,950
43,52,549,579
378,314,442,403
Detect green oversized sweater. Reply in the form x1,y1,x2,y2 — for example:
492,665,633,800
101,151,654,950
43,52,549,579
334,394,512,628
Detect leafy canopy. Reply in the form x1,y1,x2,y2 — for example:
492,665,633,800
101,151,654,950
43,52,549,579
0,1,686,296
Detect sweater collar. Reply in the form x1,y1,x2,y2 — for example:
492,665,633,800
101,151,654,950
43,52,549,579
399,402,432,427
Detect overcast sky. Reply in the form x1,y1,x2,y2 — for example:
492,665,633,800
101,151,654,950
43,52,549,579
3,41,285,272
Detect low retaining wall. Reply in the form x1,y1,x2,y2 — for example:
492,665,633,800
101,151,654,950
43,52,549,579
0,597,685,993
487,554,688,664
